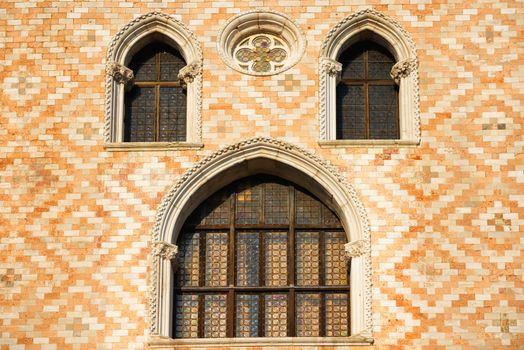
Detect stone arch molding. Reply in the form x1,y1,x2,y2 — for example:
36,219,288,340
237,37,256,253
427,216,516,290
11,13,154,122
148,137,373,345
104,11,203,147
319,8,420,145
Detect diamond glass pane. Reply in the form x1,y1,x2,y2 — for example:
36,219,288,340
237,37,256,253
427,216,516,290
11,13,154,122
124,86,155,142
325,293,349,336
264,182,289,224
174,294,199,338
336,84,366,139
296,231,319,286
324,231,348,286
159,49,186,81
264,232,288,286
236,232,259,287
235,294,259,337
296,293,321,337
175,232,200,287
295,190,321,225
369,85,398,139
367,48,395,80
204,294,227,338
264,294,288,337
205,232,228,286
236,184,261,224
159,87,187,142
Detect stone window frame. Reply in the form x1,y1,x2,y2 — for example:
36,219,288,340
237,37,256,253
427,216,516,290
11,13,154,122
148,137,373,348
104,11,203,151
318,9,420,147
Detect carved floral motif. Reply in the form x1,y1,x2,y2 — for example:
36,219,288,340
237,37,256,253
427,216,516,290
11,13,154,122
320,57,342,76
178,61,202,85
390,57,417,84
106,61,134,84
152,241,178,260
344,239,367,261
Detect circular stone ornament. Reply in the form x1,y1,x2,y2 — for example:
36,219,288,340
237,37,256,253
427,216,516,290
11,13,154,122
217,9,306,76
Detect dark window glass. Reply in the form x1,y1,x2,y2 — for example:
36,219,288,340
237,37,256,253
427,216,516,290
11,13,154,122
173,176,349,338
124,42,186,142
337,41,399,140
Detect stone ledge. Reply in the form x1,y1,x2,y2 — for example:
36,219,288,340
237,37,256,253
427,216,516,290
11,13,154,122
318,139,419,148
148,335,374,348
104,142,204,151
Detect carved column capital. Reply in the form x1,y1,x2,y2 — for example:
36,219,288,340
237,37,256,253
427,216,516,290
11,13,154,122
320,57,342,77
344,239,367,261
106,61,134,84
152,241,178,260
178,60,202,86
390,57,417,84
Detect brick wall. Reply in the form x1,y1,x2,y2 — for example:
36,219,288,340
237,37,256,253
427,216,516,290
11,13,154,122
1,1,523,349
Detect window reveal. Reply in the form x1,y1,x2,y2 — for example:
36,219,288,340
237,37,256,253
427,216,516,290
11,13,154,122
173,177,350,338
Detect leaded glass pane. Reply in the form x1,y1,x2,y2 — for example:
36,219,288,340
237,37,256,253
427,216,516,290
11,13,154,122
159,49,186,81
367,48,395,80
264,182,289,224
296,232,319,286
236,184,261,224
336,84,366,140
176,232,200,287
264,294,287,337
132,46,156,81
368,85,398,139
325,293,349,336
236,232,259,287
205,232,228,286
325,232,348,286
296,293,321,337
323,206,341,226
236,294,259,337
295,190,321,225
159,87,187,142
264,232,288,286
204,294,227,338
124,86,155,142
340,50,365,80
174,294,199,338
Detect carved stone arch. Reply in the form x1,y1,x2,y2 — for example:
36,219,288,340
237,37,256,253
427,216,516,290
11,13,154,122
319,8,420,145
148,137,373,345
104,11,203,146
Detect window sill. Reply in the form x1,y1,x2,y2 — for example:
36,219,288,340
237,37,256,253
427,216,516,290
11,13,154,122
148,335,374,348
104,142,204,152
318,139,419,148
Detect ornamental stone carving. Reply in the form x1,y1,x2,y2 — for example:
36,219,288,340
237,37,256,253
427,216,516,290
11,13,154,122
320,57,342,77
106,61,134,84
178,61,202,85
344,239,367,260
390,57,417,84
152,241,178,260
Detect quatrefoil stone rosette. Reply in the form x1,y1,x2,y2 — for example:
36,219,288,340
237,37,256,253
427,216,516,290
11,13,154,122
217,9,307,76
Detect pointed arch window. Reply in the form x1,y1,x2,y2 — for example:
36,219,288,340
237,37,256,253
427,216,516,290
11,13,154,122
336,41,399,140
124,42,187,142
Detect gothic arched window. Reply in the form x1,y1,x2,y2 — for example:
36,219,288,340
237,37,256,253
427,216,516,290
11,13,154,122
124,42,187,142
336,41,398,140
173,176,349,338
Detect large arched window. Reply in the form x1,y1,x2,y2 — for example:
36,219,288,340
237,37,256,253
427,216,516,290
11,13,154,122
173,176,349,338
124,42,187,142
336,41,398,140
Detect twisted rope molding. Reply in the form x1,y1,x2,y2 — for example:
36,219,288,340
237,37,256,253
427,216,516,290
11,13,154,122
148,137,373,336
104,11,203,143
318,8,421,144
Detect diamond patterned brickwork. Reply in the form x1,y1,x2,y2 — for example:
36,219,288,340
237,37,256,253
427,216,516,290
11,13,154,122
1,1,523,349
